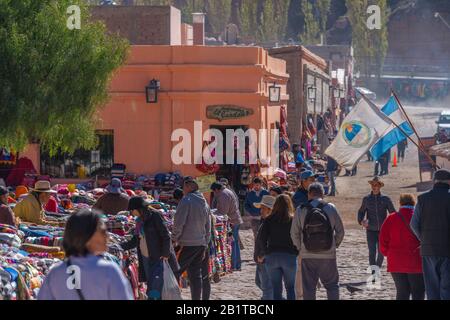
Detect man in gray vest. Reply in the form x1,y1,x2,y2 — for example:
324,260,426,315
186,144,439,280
411,169,450,300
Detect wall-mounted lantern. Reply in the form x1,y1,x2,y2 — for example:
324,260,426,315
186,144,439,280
146,79,160,104
269,83,281,103
307,86,317,102
333,87,340,99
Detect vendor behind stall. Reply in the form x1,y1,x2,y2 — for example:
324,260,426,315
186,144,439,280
0,186,16,226
13,181,60,226
93,178,130,215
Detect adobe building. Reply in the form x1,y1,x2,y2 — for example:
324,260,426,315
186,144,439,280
90,5,183,45
97,45,288,179
305,45,355,127
17,6,289,186
305,45,354,94
269,46,332,145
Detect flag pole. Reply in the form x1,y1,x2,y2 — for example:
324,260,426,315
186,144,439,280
391,90,439,170
356,90,439,169
391,90,428,152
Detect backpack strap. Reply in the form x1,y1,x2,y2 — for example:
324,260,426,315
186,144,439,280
316,201,327,210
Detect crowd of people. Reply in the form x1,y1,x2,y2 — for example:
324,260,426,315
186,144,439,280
1,162,450,301
236,167,449,301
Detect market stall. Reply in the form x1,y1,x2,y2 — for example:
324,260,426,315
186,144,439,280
0,173,234,300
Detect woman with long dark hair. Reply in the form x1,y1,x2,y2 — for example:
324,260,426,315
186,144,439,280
38,209,133,300
257,194,298,300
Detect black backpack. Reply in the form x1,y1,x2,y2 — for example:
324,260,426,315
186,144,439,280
302,201,333,252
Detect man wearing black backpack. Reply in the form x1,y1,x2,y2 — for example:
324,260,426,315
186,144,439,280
291,183,345,300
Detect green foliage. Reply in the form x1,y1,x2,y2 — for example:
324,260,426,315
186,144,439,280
316,0,331,43
205,0,232,35
370,0,389,78
0,0,129,155
239,0,258,40
300,0,320,44
346,0,389,78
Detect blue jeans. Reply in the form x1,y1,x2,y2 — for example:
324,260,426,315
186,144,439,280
142,256,164,300
231,224,241,270
265,253,297,300
422,256,450,300
327,171,336,196
367,231,384,268
255,263,273,300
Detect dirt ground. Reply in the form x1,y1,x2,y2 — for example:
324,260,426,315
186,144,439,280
181,104,445,300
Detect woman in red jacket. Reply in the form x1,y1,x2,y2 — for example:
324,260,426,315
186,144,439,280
379,194,425,300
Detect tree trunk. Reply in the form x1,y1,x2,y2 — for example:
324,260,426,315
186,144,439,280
230,0,242,28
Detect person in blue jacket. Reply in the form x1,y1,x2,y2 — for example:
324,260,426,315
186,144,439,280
244,177,270,241
292,171,317,209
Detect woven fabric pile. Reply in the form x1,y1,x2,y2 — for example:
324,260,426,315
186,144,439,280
0,224,62,300
103,214,135,237
210,215,232,277
0,221,142,300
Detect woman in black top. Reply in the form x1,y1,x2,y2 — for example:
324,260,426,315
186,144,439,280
257,194,298,300
121,197,179,300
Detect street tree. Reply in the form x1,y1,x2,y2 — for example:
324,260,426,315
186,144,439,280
0,0,129,155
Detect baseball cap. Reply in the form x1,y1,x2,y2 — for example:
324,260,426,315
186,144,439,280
300,170,317,181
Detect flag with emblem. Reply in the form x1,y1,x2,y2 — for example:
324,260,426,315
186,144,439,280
370,95,414,161
325,98,392,170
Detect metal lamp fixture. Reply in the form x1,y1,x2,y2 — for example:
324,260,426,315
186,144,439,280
307,86,317,101
269,83,281,103
333,87,340,99
145,79,160,103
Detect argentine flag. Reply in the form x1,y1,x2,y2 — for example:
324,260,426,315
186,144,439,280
325,98,391,170
370,96,414,161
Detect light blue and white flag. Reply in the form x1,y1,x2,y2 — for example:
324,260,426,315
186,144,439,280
370,96,414,161
325,98,392,170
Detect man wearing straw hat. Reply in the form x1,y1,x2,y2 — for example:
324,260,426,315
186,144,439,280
253,195,276,300
358,177,396,270
13,180,60,225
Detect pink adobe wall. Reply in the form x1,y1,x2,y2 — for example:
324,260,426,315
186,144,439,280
19,144,40,174
99,45,289,176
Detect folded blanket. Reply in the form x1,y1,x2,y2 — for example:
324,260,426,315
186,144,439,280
0,233,21,248
20,243,61,253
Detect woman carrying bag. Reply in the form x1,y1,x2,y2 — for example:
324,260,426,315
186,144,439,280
121,197,180,300
379,194,425,300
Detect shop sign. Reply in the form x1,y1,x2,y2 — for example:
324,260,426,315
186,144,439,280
196,174,217,194
206,105,254,121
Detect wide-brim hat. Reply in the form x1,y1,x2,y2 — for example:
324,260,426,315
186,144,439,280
106,178,125,194
31,181,57,194
254,195,276,210
368,176,384,187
